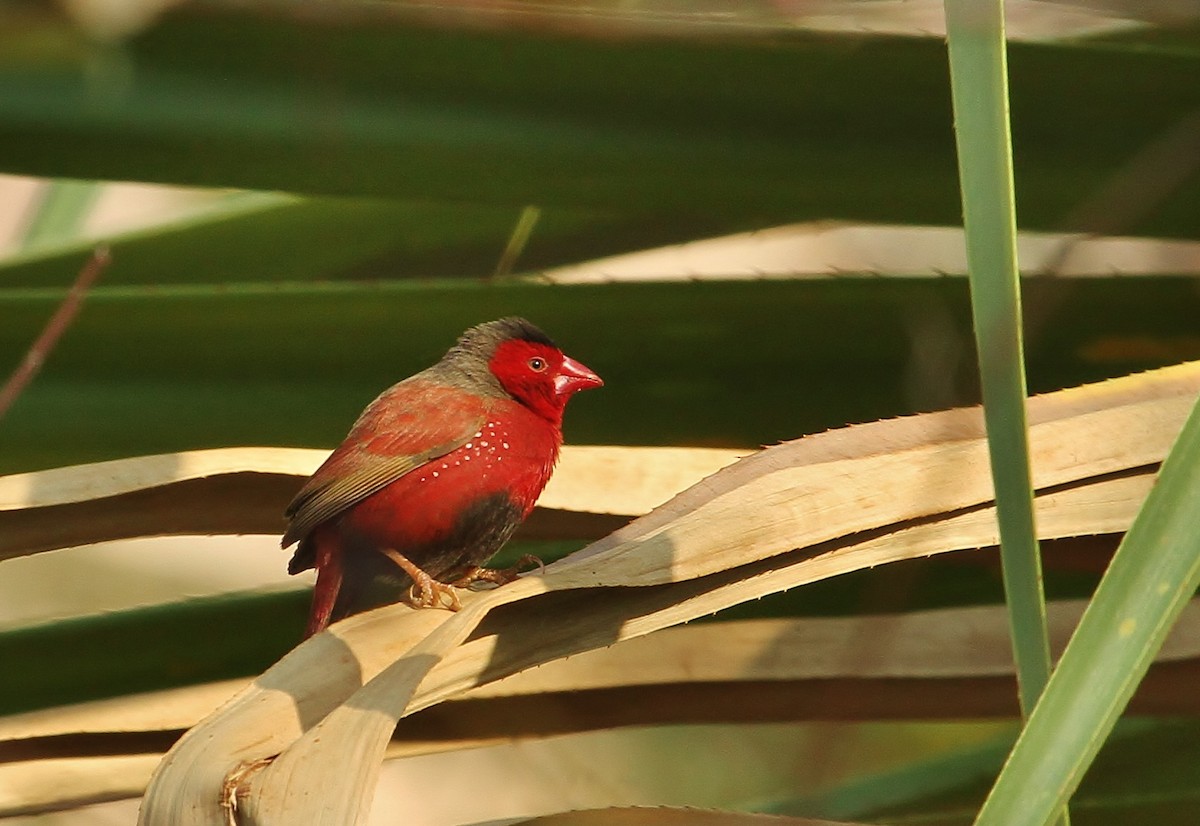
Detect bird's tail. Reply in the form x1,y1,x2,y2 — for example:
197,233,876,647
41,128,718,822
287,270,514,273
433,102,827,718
302,529,343,639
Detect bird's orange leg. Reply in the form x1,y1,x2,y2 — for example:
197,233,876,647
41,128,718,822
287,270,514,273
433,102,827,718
451,554,545,589
378,548,461,611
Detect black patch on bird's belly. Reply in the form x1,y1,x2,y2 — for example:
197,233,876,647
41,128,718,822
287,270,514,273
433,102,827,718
428,490,525,578
330,491,525,622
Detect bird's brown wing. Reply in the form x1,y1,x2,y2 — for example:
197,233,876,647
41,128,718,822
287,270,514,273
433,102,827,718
281,439,467,550
282,376,494,557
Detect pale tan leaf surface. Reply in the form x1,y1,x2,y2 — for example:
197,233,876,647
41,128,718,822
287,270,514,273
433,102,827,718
0,680,247,742
573,361,1199,568
8,598,1200,816
475,598,1200,693
245,372,1200,826
0,601,1121,750
133,363,1200,826
0,755,160,818
0,446,745,560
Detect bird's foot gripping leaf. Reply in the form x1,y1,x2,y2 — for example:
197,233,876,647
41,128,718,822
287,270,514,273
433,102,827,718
451,554,545,590
379,548,462,611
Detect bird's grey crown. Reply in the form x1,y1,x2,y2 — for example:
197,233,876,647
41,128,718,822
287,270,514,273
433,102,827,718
456,317,555,354
432,317,556,396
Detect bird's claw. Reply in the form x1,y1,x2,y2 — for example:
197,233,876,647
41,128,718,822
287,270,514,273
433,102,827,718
379,547,461,611
380,547,542,609
509,553,547,579
451,554,545,589
407,574,461,611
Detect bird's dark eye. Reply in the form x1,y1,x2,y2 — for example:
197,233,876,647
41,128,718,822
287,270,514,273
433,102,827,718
528,357,547,372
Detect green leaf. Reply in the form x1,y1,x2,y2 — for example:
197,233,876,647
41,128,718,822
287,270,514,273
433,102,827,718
944,0,1051,717
796,720,1200,826
6,275,1200,474
19,178,101,251
975,394,1200,825
0,189,640,288
0,589,307,715
1,9,1198,238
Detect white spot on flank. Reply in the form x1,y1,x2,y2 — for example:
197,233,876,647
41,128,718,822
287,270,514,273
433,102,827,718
502,442,510,449
480,441,489,447
432,471,439,478
465,442,474,449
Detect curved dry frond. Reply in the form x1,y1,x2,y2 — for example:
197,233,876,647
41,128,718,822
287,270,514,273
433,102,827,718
0,755,160,818
8,595,1200,816
128,362,1200,826
0,445,746,560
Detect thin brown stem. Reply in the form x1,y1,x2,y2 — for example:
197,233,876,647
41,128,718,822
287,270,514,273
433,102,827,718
0,246,111,422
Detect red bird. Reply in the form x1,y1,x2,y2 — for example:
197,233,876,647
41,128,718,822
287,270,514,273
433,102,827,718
283,317,602,638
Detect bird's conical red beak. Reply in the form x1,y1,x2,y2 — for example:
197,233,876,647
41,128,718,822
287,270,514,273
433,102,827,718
555,355,603,397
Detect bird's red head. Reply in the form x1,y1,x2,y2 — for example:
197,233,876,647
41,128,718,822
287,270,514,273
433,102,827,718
489,337,603,424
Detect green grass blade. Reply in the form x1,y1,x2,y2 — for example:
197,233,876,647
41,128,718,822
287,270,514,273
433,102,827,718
20,178,102,251
944,0,1052,714
974,392,1200,826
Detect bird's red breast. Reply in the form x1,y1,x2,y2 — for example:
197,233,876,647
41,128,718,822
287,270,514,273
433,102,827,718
338,387,560,550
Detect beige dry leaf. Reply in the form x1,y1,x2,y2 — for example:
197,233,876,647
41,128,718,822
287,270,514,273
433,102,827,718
2,363,1198,823
6,598,1200,816
137,362,1199,825
0,445,747,560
